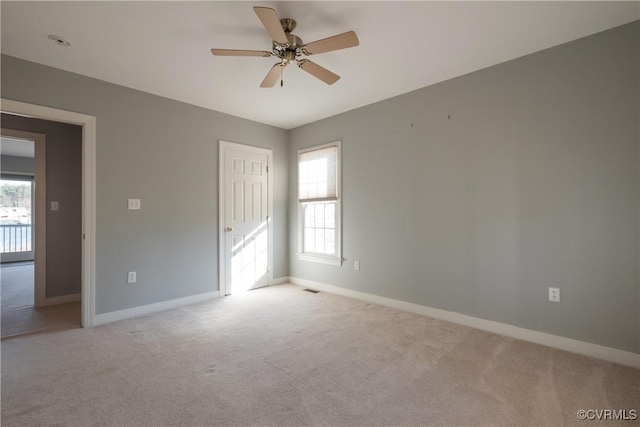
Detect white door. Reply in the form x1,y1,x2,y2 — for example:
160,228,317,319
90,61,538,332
220,142,271,295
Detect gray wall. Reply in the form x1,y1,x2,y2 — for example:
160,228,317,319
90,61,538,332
1,155,34,175
1,55,289,314
2,22,637,354
1,115,82,298
288,22,639,353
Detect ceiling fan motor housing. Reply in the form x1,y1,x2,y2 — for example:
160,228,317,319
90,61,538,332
273,21,303,64
286,33,303,49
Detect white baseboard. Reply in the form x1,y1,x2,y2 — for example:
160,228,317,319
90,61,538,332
45,293,81,306
94,291,220,326
287,277,640,369
270,276,289,286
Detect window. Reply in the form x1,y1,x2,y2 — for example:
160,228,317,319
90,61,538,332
298,142,342,265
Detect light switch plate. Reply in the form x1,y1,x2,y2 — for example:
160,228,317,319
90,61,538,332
127,271,137,283
128,199,141,210
51,201,59,211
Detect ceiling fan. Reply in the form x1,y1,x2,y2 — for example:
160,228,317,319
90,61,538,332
211,6,359,87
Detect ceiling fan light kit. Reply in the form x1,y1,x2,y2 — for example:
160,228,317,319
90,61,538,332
211,6,359,87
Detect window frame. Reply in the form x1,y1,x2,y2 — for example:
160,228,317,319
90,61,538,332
297,141,342,266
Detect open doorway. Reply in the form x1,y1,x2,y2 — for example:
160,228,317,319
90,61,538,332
1,99,96,328
1,140,38,334
1,126,80,338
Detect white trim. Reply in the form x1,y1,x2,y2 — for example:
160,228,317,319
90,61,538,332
297,253,343,266
45,293,81,306
269,276,289,286
218,140,274,297
1,98,97,328
1,127,46,308
288,276,640,369
298,141,341,155
94,291,220,326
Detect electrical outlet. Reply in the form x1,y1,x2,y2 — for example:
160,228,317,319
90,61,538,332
127,271,137,283
549,287,560,302
354,261,360,271
128,199,141,210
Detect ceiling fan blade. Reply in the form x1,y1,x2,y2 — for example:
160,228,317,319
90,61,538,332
211,49,272,57
261,63,284,88
302,31,359,55
298,60,340,85
253,6,288,45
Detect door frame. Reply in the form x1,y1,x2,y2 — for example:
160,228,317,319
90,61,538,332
0,128,46,307
1,98,97,327
218,140,273,296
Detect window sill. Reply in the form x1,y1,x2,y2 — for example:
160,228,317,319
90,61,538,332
297,253,343,266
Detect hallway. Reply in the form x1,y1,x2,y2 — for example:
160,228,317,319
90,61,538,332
1,262,80,339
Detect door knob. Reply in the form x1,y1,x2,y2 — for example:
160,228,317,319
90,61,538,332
226,227,233,232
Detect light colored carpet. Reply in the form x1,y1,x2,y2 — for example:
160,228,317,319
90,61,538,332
1,262,80,339
1,283,638,426
1,262,34,310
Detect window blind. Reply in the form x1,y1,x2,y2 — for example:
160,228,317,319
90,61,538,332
298,145,338,202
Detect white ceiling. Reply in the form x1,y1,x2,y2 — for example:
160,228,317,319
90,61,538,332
1,1,637,129
0,137,35,158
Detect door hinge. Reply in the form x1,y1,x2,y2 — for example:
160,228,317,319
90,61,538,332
266,166,269,173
